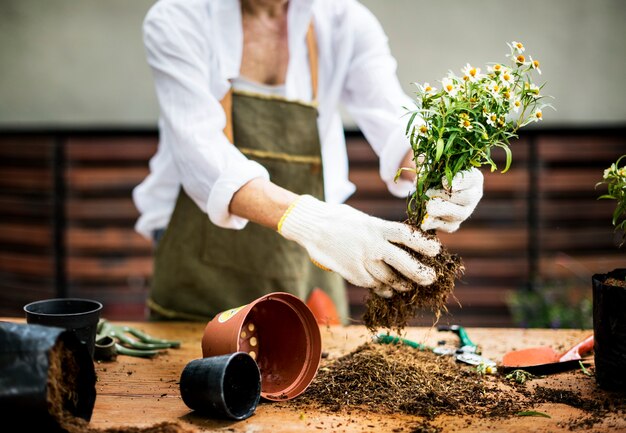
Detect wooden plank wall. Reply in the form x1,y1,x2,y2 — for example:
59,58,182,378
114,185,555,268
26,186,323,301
0,130,624,326
0,136,57,313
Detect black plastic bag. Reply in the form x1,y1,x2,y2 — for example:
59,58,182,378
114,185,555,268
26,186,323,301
0,321,96,432
592,269,626,392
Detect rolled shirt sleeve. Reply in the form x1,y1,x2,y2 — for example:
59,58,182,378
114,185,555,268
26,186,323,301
141,3,269,231
340,1,417,198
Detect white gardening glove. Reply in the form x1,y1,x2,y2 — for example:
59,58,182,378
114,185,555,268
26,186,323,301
278,195,441,298
421,167,484,233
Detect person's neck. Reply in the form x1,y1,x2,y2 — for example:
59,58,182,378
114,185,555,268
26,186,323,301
241,0,289,18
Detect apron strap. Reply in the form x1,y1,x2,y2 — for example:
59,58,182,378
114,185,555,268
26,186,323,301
220,21,319,144
306,21,319,102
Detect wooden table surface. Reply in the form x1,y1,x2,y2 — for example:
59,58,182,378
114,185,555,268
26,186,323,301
3,319,624,433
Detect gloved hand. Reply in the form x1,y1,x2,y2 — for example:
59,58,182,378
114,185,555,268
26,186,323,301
278,195,441,298
421,167,484,233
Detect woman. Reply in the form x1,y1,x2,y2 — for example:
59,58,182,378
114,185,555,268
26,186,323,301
133,0,483,322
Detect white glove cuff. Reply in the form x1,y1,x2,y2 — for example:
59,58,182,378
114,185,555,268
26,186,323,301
277,195,324,243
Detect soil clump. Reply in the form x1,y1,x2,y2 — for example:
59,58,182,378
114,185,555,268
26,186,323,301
364,228,464,332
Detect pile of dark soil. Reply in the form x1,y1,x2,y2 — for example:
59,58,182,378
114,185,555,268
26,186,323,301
363,231,464,332
291,341,626,428
294,342,523,419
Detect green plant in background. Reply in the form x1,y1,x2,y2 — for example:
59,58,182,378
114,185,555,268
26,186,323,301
401,41,552,224
507,281,593,329
596,155,626,247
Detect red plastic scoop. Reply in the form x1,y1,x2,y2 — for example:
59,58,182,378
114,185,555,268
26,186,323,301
501,335,594,374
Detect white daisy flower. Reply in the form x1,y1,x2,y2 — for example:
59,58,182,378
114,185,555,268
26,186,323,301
484,111,498,127
461,63,482,82
529,56,542,74
488,82,503,99
441,77,458,97
511,41,525,53
515,54,527,66
488,64,504,75
458,114,473,131
416,122,431,138
499,68,514,87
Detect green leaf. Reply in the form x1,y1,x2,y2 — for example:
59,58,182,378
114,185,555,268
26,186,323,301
516,411,551,418
405,111,418,136
435,138,444,163
500,144,512,173
579,361,593,377
445,132,457,153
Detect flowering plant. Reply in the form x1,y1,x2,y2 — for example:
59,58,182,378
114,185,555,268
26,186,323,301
597,155,626,246
401,41,552,224
365,42,553,331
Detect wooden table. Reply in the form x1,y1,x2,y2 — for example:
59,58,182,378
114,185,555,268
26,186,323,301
3,319,624,432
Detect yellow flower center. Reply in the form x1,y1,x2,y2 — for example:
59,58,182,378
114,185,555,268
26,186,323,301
446,84,454,92
516,55,525,64
463,120,470,127
516,42,524,50
533,60,540,68
503,73,511,81
419,125,428,134
470,68,477,77
494,64,502,72
490,115,497,122
425,86,432,92
535,111,543,119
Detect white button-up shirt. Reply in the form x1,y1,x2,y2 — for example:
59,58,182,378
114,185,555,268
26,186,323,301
133,0,415,239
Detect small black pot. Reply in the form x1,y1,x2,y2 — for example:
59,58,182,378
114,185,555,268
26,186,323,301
24,298,103,358
180,352,261,420
592,268,626,391
0,321,97,432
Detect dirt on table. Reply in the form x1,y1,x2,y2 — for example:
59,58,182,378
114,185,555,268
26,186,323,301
286,341,626,430
47,341,193,433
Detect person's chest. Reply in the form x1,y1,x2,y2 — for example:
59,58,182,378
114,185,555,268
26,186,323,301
239,14,289,85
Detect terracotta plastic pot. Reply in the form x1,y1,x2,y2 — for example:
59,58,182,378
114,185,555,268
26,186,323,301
201,292,321,401
24,298,103,358
592,268,626,391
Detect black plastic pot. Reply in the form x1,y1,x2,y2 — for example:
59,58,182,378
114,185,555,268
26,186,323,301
592,268,626,391
24,298,103,358
180,352,261,420
0,321,97,432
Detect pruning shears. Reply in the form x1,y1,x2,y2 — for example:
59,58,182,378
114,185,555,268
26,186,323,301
94,319,181,360
375,324,497,372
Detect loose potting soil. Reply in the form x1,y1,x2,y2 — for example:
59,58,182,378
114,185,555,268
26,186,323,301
45,342,193,433
289,342,626,429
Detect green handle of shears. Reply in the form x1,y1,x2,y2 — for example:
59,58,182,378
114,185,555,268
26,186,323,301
438,325,477,350
375,334,431,351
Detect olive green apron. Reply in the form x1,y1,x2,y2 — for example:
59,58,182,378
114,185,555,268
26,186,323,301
147,25,347,322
